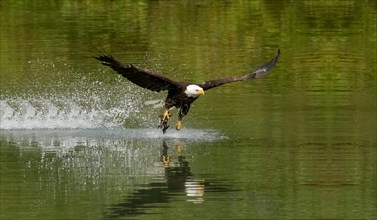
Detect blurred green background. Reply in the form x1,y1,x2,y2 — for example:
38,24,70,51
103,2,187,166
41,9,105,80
1,1,376,219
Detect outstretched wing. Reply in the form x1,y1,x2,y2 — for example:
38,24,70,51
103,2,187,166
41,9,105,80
95,53,179,92
199,49,280,91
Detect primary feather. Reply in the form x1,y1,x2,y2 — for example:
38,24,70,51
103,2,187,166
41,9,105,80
198,49,280,90
94,53,179,92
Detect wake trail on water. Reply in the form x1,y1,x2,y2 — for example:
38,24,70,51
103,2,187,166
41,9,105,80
0,58,225,142
0,97,225,141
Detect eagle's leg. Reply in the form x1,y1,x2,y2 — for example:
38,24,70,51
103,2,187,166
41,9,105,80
158,110,171,133
176,110,184,131
176,119,182,130
176,105,189,131
162,110,170,121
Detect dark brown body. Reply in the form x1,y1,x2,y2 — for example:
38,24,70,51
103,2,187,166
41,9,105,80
165,83,198,120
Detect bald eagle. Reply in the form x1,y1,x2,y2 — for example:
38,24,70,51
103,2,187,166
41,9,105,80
95,49,280,133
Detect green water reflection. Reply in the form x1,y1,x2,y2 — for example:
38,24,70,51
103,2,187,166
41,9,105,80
1,0,376,219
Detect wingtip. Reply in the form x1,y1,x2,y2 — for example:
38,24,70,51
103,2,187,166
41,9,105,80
93,55,102,61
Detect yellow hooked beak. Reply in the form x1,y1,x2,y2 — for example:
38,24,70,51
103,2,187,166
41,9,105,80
197,89,205,95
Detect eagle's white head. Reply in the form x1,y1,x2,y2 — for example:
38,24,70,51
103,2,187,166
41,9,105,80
184,85,205,98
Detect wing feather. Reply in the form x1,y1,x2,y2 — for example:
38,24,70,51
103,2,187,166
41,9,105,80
199,49,280,91
94,53,179,92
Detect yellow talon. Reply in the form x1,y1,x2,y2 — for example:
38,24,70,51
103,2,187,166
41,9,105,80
162,110,170,121
176,120,182,130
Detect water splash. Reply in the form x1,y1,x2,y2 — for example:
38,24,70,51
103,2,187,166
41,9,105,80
0,127,224,145
0,56,151,130
0,58,199,131
0,96,139,129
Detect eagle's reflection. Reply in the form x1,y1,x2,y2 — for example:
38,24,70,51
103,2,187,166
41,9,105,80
104,140,229,219
161,141,205,203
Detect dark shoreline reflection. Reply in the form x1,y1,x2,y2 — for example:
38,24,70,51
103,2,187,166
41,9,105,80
103,140,235,219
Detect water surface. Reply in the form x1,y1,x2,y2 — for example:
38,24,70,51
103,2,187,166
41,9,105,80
1,1,376,219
